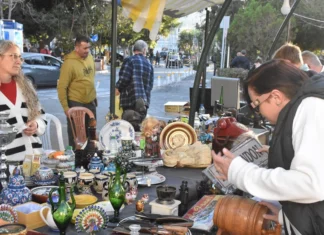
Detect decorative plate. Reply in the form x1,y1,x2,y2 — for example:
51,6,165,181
99,120,135,149
159,122,197,150
118,216,192,235
0,204,18,223
31,174,59,186
75,205,109,233
71,209,82,224
137,172,166,186
94,201,125,216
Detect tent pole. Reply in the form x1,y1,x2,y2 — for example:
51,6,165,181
189,0,232,127
110,0,118,115
267,0,301,60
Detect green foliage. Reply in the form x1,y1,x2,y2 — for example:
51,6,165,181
178,29,203,55
227,0,287,61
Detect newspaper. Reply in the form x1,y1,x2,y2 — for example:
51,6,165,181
203,137,268,194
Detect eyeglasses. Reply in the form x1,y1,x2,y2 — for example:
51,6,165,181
250,93,272,113
1,53,24,62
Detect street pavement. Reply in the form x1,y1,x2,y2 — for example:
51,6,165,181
37,64,215,149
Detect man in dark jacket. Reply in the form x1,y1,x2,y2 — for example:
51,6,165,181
230,49,250,70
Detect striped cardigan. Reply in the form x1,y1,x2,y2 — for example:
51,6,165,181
0,84,47,162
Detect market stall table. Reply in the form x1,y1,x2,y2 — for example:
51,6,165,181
35,166,209,235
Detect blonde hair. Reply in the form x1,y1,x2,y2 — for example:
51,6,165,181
0,40,41,120
272,43,303,66
141,117,160,137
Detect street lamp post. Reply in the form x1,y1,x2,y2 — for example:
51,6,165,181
281,0,291,41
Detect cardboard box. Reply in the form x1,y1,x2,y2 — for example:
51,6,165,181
14,201,46,229
164,101,189,113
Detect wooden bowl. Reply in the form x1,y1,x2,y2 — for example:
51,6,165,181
30,186,59,204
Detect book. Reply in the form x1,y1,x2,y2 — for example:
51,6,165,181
183,195,223,232
203,137,268,194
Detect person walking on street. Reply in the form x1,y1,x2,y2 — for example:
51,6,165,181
155,51,161,67
40,45,51,55
116,40,154,131
57,35,96,148
230,49,250,70
211,53,217,76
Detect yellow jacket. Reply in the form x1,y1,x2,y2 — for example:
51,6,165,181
57,51,96,111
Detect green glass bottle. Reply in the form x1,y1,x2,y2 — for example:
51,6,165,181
108,163,125,223
49,172,76,235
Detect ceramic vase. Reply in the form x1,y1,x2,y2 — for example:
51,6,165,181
0,167,31,206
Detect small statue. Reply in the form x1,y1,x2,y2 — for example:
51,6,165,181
130,187,138,200
136,200,145,212
141,194,149,204
125,192,134,205
141,117,162,158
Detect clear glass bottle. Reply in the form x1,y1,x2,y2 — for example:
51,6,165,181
199,104,205,115
65,146,75,171
194,112,201,136
109,136,118,155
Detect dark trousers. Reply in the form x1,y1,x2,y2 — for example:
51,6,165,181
67,100,97,149
213,63,217,76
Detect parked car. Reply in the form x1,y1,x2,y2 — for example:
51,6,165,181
22,53,63,87
166,54,183,68
160,51,167,60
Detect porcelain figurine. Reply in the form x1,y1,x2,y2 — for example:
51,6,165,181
88,153,104,172
130,187,138,200
125,192,134,205
141,117,162,158
141,194,149,204
135,200,144,212
0,167,31,206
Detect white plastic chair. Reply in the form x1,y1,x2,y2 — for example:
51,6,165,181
40,113,65,151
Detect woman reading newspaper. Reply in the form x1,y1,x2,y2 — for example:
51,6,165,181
213,59,324,235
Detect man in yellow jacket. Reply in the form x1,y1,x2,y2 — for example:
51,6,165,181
57,35,96,148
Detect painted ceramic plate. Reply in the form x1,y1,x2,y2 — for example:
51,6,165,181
75,205,109,233
71,195,98,209
99,120,135,149
94,201,125,216
159,122,197,150
137,172,166,186
71,209,82,224
118,216,192,235
31,174,59,186
0,204,18,223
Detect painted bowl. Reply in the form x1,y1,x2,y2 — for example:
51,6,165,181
33,166,54,181
30,186,59,203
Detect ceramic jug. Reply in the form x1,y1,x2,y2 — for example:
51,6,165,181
49,172,75,235
40,205,59,231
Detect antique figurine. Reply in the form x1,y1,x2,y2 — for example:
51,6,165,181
141,117,162,158
136,200,145,212
125,192,134,205
130,187,138,200
141,194,149,204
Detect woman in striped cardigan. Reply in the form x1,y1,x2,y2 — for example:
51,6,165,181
0,40,46,165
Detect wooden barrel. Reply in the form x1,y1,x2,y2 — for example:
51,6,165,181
213,195,274,235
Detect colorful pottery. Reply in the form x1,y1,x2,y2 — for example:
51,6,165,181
93,174,109,193
71,194,98,209
77,173,95,195
63,171,77,186
121,136,133,151
0,204,18,223
31,174,59,186
33,166,54,181
0,168,31,206
101,172,115,201
30,186,59,204
75,205,109,233
88,154,104,172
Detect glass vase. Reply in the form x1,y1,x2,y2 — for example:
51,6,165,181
108,164,125,223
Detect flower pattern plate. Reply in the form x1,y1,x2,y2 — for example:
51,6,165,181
75,205,109,233
118,216,192,235
31,174,59,186
0,204,18,223
99,120,135,149
137,172,166,186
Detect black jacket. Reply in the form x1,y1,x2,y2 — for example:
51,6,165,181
230,56,250,70
269,73,324,235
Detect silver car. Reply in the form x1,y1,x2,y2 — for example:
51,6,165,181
22,53,62,87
